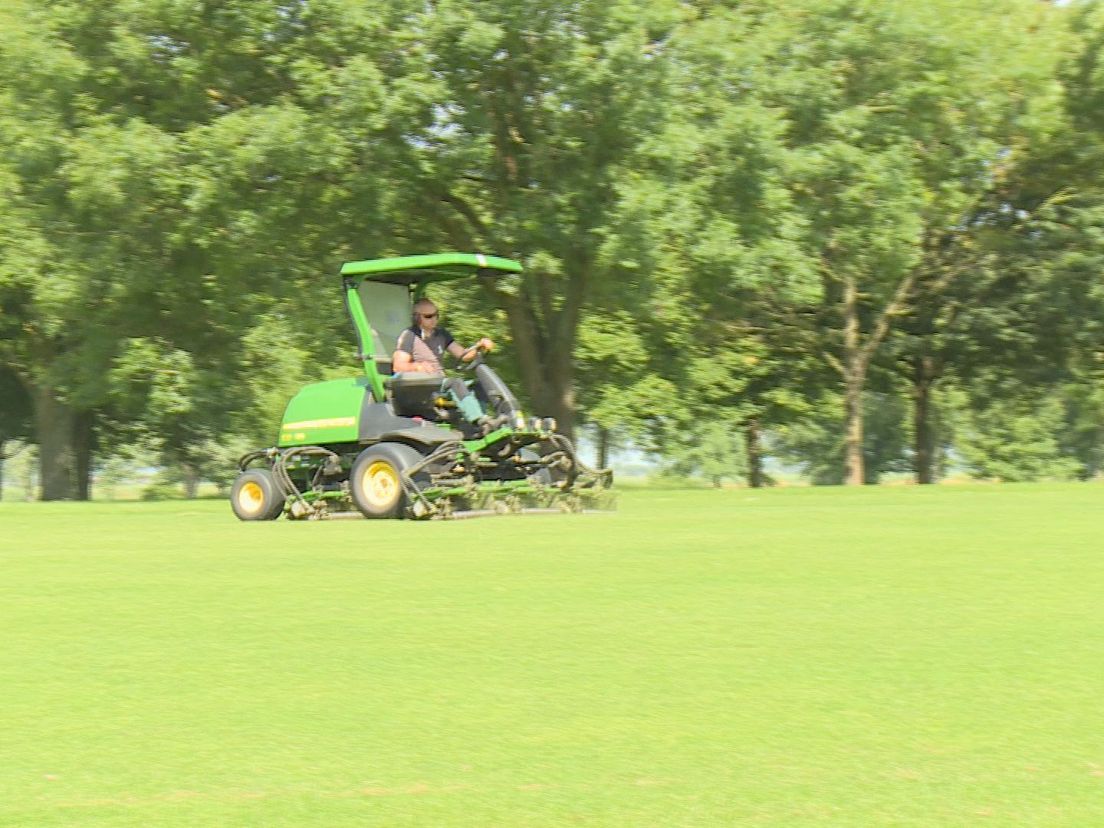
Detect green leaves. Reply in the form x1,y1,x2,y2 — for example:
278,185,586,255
1,0,1101,493
950,389,1082,483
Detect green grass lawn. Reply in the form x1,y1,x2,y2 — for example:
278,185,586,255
2,484,1102,826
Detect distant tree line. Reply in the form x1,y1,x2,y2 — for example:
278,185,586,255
2,0,1104,498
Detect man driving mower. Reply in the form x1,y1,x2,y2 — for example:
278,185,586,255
392,297,496,427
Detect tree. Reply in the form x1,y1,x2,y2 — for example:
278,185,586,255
0,1,192,498
606,5,827,485
621,0,1067,485
572,309,676,469
2,0,1099,494
773,385,911,485
944,380,1081,482
658,417,747,488
389,0,683,438
888,2,1081,484
924,189,1104,482
914,0,1104,482
0,0,422,496
780,1,1067,484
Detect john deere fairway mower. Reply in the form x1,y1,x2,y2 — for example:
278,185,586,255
230,253,613,520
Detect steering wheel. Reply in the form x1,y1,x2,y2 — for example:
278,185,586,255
457,344,488,372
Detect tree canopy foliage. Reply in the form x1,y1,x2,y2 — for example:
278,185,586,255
1,0,1102,498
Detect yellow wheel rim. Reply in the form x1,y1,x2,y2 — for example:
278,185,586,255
237,481,265,515
361,461,400,509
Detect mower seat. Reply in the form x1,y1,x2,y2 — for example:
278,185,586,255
390,372,443,419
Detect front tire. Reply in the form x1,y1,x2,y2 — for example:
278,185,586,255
350,443,424,519
230,469,286,521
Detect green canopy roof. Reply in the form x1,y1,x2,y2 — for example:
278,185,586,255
340,253,522,285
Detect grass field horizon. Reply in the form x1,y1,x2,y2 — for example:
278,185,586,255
3,484,1102,826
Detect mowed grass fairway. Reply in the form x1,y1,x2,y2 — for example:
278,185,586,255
2,485,1102,827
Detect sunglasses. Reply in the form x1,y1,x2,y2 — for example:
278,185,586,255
418,311,438,319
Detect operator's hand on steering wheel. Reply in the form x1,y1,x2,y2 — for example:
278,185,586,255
464,338,495,360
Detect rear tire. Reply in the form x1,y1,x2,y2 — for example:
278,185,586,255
350,443,424,519
230,469,286,521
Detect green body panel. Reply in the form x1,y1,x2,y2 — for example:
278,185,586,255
278,378,367,447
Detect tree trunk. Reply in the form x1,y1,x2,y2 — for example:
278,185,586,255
842,276,866,486
547,362,576,441
490,263,585,443
35,385,77,501
494,289,577,441
745,420,765,488
596,426,610,470
183,463,200,499
507,305,578,440
448,193,589,444
499,290,548,419
912,357,937,485
844,374,865,486
0,440,11,502
22,452,36,501
74,410,94,501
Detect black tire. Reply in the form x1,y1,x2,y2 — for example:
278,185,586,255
350,442,424,519
230,469,286,521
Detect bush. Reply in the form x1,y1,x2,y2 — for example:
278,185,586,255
140,481,182,501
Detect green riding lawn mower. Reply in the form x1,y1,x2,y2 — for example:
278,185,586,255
230,253,614,520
